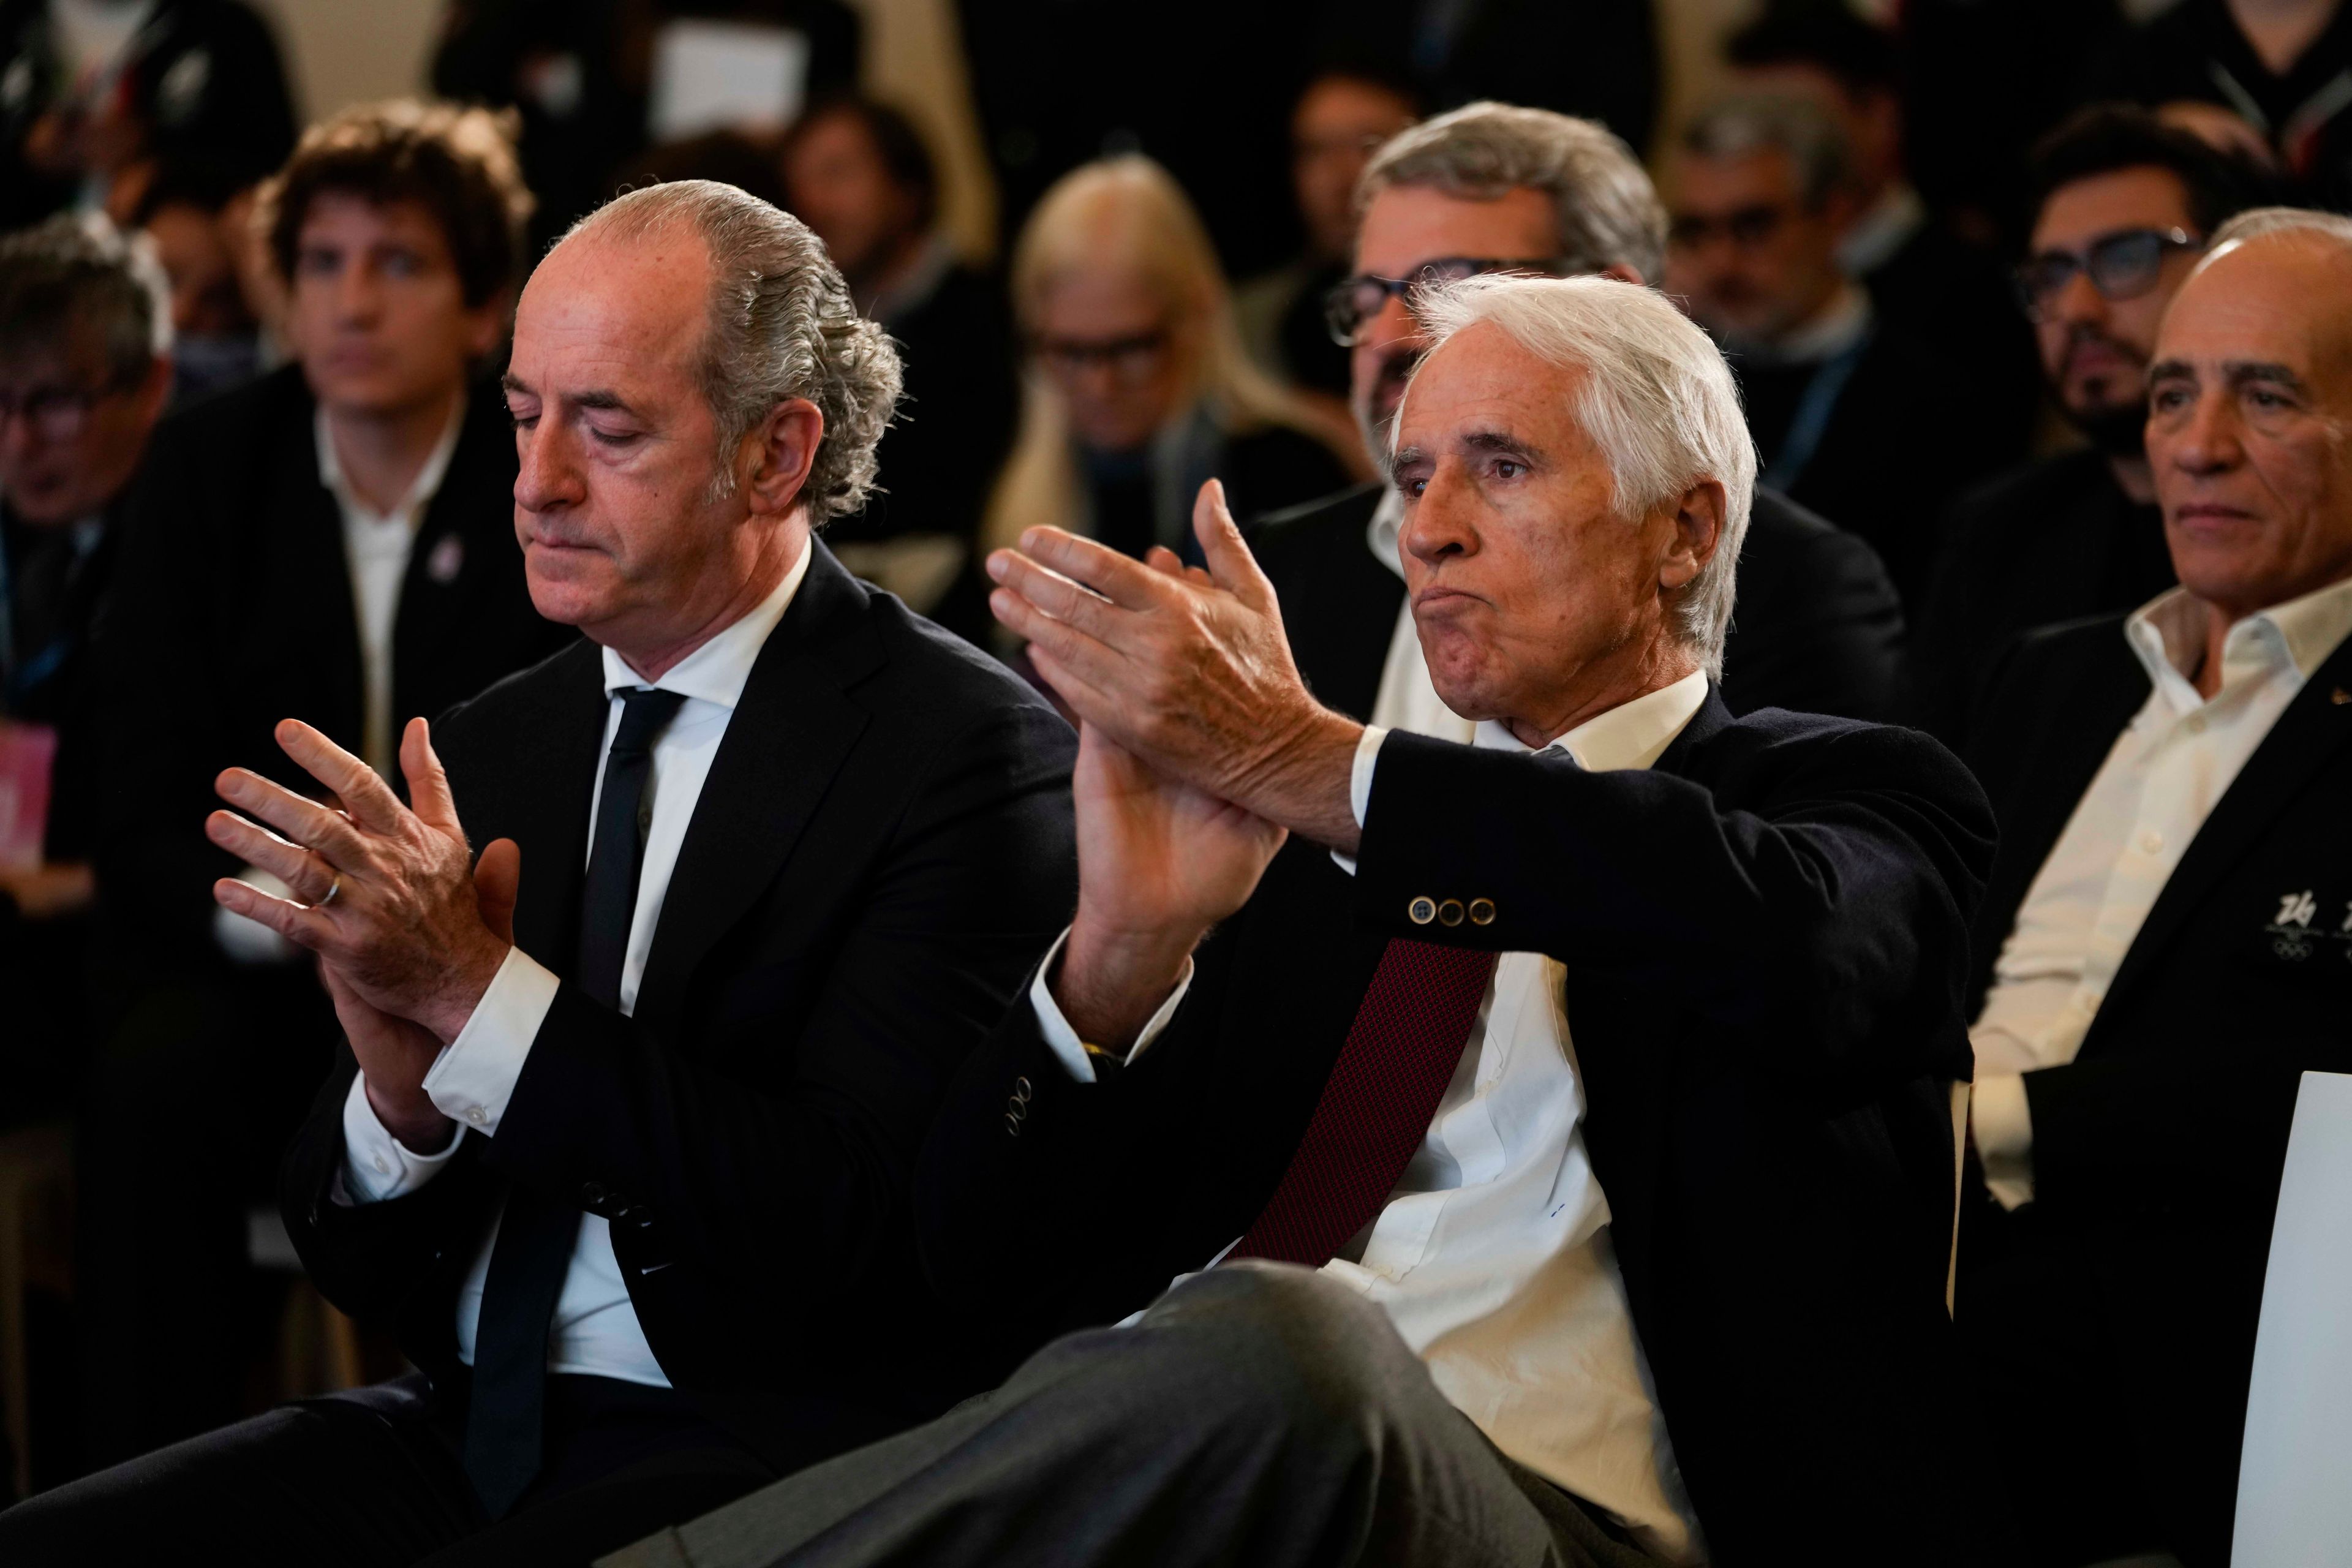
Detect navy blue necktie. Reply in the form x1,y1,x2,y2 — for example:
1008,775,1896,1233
462,686,684,1516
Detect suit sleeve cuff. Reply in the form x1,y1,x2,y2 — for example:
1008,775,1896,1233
421,946,559,1136
339,1072,466,1204
1331,725,1389,876
1972,1072,2035,1210
1028,926,1194,1083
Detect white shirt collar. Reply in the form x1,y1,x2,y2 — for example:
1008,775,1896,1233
1736,280,1872,367
2125,573,2352,714
1366,486,1406,582
599,537,815,709
1472,668,1711,772
315,394,466,529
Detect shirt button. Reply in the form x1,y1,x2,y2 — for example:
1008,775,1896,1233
2185,714,2207,736
2140,830,2165,854
465,1106,487,1126
373,1155,390,1174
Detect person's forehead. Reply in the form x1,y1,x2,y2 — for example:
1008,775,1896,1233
1398,323,1584,445
1296,78,1412,138
2160,239,2352,379
1671,146,1793,207
515,231,709,381
1354,184,1557,273
298,190,454,251
2032,165,2192,248
790,111,881,171
0,321,108,389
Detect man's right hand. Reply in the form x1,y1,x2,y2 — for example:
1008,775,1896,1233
331,837,521,1154
1054,714,1286,1051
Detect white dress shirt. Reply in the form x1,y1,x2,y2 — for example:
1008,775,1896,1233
1034,661,1713,1563
315,399,465,778
1970,576,2352,1208
338,543,813,1388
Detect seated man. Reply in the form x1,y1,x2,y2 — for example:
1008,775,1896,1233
0,214,172,1123
616,275,2011,1567
78,99,575,1464
1261,100,1902,729
1958,208,2352,1568
1905,105,2262,748
0,180,1076,1562
1665,91,2019,608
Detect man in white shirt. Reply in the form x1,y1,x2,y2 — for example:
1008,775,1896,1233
1956,208,2352,1568
611,275,2007,1566
5,180,1077,1566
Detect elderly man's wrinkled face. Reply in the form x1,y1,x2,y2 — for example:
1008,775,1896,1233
1390,322,1711,735
504,227,754,646
1664,149,1844,346
2146,232,2352,620
1349,183,1560,453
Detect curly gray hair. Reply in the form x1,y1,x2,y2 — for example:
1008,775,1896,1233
567,180,903,521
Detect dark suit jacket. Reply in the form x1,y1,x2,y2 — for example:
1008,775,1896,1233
91,364,572,962
279,543,1077,1474
919,696,2007,1565
1251,481,1904,725
1958,612,2352,1556
1904,449,2174,750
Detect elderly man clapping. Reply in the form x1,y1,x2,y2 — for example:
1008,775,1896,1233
607,275,2012,1568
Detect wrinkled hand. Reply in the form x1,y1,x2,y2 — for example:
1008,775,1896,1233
208,717,515,1044
987,480,1363,851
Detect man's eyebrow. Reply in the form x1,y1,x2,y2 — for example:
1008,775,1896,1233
2223,360,2310,394
1460,428,1544,466
1385,443,1429,483
2147,358,2193,383
500,371,532,397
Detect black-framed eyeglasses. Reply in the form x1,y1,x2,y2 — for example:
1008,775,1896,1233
0,383,109,443
2013,227,2202,320
1032,327,1173,384
1667,202,1800,252
1323,256,1580,345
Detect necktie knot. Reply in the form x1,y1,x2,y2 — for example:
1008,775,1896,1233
610,687,687,756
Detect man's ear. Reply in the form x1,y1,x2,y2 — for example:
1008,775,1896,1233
1600,262,1645,286
1658,477,1726,594
743,397,826,519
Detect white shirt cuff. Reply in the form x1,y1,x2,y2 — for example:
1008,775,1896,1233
338,1072,466,1204
1332,725,1389,875
421,946,560,1137
1027,926,1194,1083
1971,1072,2035,1210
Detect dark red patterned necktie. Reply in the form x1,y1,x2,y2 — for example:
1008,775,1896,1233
1227,938,1500,1267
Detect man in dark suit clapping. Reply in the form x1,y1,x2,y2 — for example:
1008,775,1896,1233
609,274,2008,1567
1958,208,2352,1568
5,178,1075,1564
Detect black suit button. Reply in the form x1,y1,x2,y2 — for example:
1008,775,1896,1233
1004,1112,1023,1138
1409,896,1437,925
1437,899,1465,927
1468,898,1496,926
580,1182,608,1209
1012,1076,1033,1105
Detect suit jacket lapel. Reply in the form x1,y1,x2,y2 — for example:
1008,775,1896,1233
392,388,511,685
503,642,606,984
2089,635,2352,1048
627,545,880,1045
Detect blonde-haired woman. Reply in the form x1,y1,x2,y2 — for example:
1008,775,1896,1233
984,156,1367,568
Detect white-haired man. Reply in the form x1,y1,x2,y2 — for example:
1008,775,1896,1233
609,276,2010,1568
0,181,1077,1564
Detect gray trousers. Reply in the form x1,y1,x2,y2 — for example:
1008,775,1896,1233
603,1265,1666,1568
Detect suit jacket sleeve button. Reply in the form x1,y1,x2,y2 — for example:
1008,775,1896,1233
580,1182,608,1208
1468,898,1496,925
1437,899,1465,927
1003,1112,1023,1138
1408,896,1437,925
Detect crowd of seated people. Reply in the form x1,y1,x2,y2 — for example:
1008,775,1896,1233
0,1,2346,1564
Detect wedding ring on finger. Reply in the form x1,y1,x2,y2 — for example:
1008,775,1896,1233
312,872,342,911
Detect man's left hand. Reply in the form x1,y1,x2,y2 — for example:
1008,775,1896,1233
207,717,513,1044
987,480,1365,851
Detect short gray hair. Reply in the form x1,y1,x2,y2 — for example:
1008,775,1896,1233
567,180,902,521
2208,205,2352,257
1404,274,1757,679
1680,91,1851,206
0,213,172,378
1359,102,1667,285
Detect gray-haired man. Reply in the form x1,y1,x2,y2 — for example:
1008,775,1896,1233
612,275,2011,1567
0,181,1077,1564
1253,99,1905,733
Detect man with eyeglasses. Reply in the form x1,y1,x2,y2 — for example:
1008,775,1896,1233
0,214,171,1126
1664,91,2020,611
1253,99,1904,734
1904,106,2266,748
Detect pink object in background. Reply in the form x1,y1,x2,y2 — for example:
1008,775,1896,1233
0,719,58,870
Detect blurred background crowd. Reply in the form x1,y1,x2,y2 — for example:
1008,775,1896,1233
0,0,2343,1544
